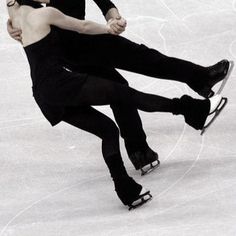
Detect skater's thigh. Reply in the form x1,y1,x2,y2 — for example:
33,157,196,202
74,75,132,106
62,106,118,139
73,66,129,85
89,67,129,85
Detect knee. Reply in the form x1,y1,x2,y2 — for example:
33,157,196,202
101,121,120,141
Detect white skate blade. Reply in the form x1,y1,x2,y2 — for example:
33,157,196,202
128,189,152,210
141,160,160,176
201,97,228,135
215,60,234,95
209,94,222,114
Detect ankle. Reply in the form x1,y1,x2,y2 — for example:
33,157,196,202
105,153,129,180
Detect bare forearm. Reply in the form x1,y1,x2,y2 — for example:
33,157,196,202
55,16,109,34
46,8,109,35
81,20,108,34
105,7,120,21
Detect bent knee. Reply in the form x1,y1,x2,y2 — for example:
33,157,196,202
98,120,120,140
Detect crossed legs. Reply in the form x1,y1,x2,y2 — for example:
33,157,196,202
61,74,211,205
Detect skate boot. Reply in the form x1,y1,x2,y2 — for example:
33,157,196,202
114,176,152,210
198,60,233,98
128,147,160,176
128,188,153,210
176,94,228,134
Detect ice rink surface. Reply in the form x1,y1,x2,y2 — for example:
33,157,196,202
1,0,236,235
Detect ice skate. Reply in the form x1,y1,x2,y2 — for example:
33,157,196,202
201,94,228,135
199,60,234,98
177,95,209,130
128,188,152,210
128,147,160,176
140,159,160,176
178,95,227,133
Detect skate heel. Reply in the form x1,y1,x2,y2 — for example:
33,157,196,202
128,188,152,210
128,148,160,176
141,160,160,176
201,95,228,135
198,86,215,98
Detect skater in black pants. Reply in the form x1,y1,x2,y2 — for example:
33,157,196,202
8,0,231,175
7,0,229,209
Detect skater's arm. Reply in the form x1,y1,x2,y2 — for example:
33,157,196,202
105,8,127,34
7,18,22,43
105,7,120,21
42,0,118,19
34,0,127,34
93,0,127,34
93,0,117,19
44,7,117,35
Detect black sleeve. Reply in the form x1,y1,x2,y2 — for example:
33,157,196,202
93,0,117,16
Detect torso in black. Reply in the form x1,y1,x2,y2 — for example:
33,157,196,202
23,29,87,126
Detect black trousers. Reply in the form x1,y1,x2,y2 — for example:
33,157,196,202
64,33,208,88
61,33,209,153
68,65,148,155
61,75,209,202
62,75,180,158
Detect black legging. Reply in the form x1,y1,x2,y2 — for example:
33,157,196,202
63,33,211,154
62,75,182,160
64,33,209,92
61,75,175,201
73,65,148,154
61,75,209,204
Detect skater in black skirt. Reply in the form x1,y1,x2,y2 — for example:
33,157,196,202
7,0,232,176
6,0,229,209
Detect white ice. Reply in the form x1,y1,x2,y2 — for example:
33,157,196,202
0,0,236,235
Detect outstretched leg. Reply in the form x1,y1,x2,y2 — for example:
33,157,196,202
70,65,149,151
66,65,160,174
66,75,226,132
65,34,230,98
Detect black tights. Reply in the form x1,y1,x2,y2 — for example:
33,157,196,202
62,76,180,176
66,75,175,114
61,75,209,204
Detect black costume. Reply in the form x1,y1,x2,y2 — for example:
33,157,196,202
47,0,225,159
23,28,211,205
47,0,156,158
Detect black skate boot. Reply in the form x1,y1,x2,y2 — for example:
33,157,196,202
198,60,233,98
114,176,152,210
105,153,152,210
173,94,228,134
128,188,153,210
128,147,160,176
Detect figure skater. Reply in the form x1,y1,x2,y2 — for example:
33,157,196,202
6,0,229,210
7,0,233,176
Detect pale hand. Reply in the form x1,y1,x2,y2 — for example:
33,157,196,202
7,19,22,43
108,16,127,35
